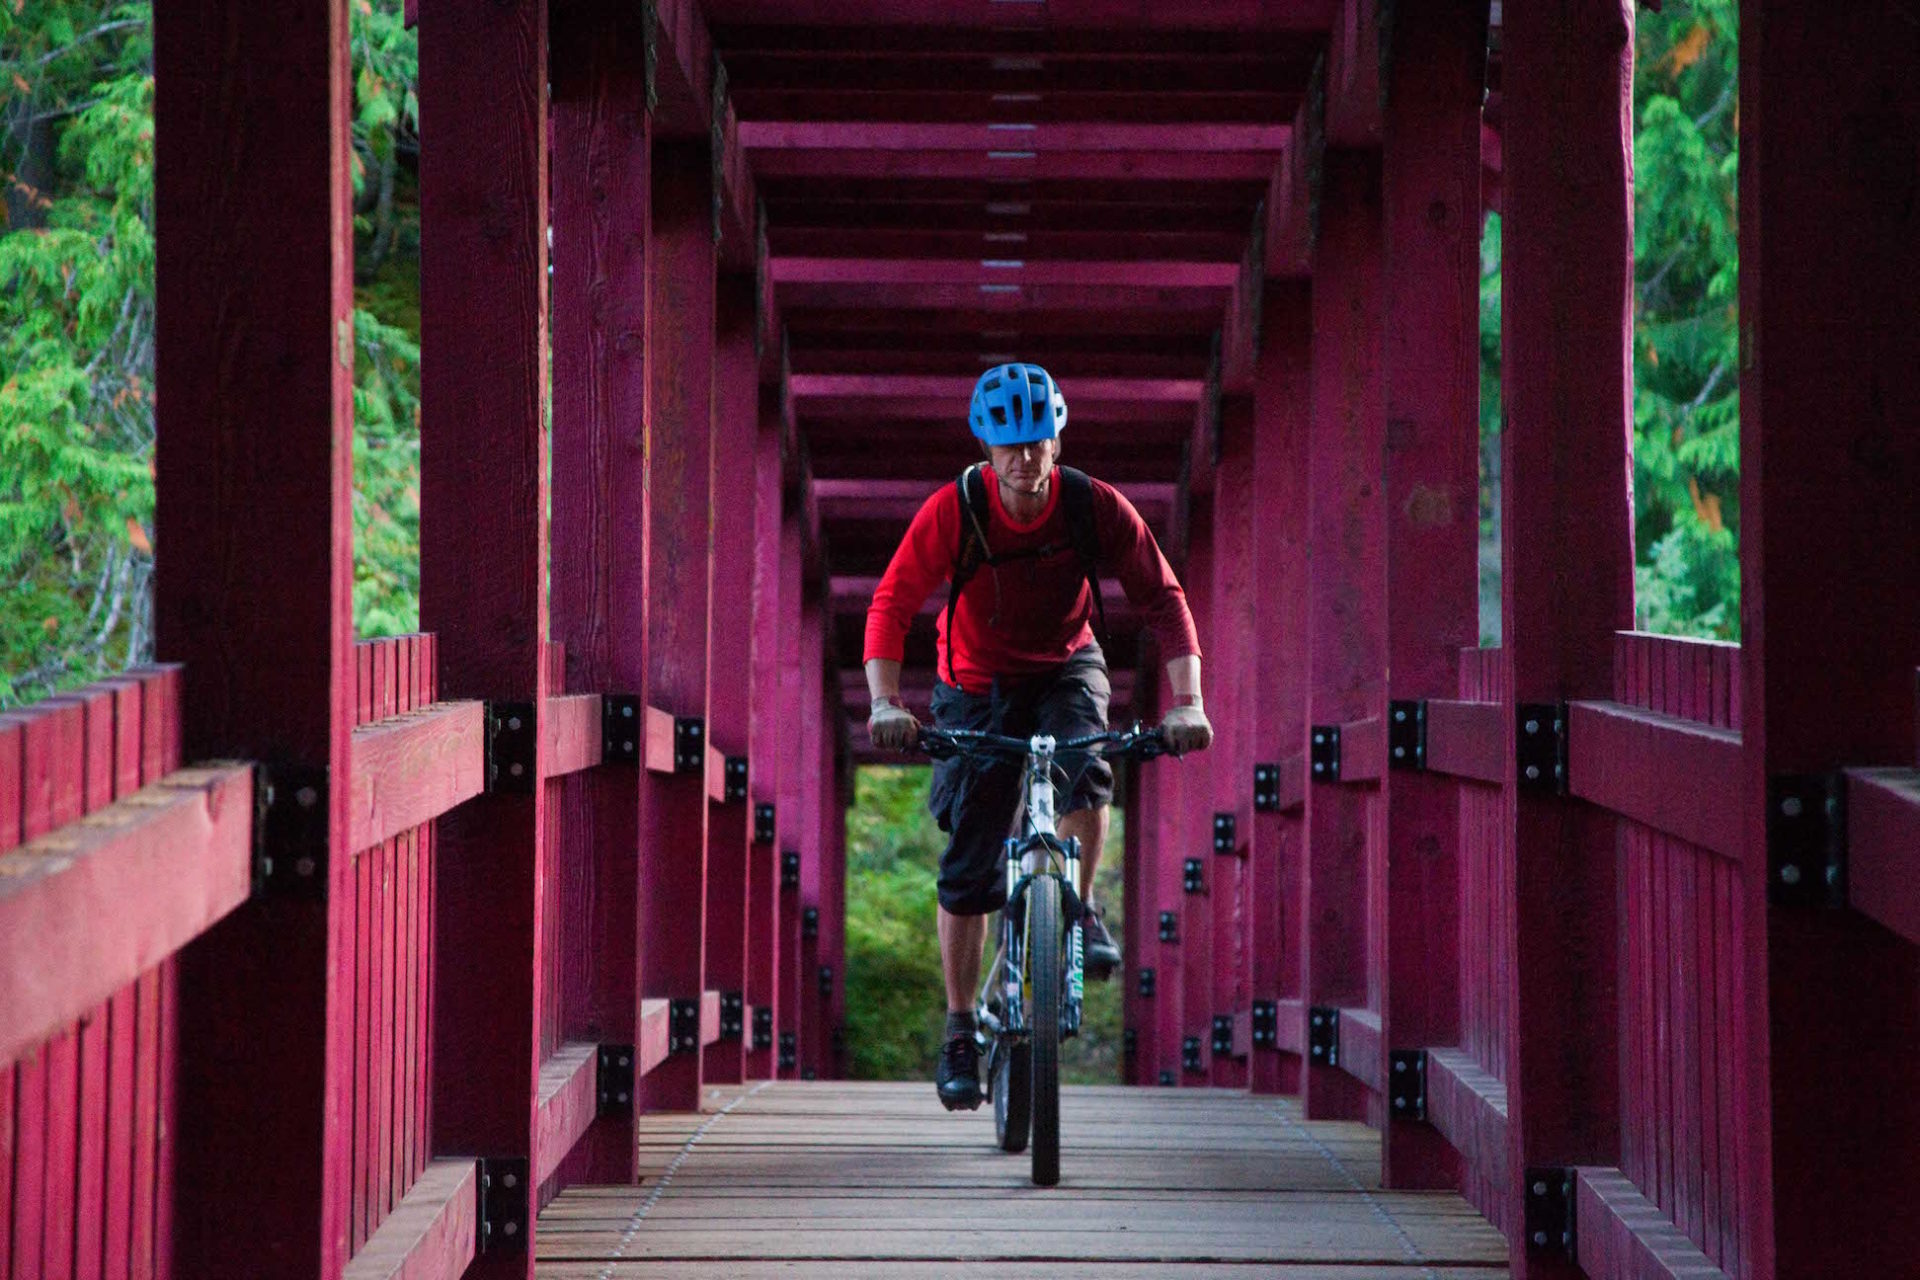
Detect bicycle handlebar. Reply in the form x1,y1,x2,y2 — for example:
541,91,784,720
916,724,1174,762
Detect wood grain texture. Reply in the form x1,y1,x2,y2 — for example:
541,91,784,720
0,764,254,1066
540,695,606,781
534,1082,1505,1274
342,1159,478,1280
1846,768,1920,947
348,701,484,854
534,1044,600,1186
1422,700,1505,784
1567,701,1743,861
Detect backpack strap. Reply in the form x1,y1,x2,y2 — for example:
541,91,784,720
1054,466,1109,645
944,464,993,685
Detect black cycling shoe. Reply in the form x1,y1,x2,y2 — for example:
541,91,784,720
935,1034,983,1111
1083,905,1122,978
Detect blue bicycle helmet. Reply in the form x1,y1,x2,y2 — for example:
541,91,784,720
969,362,1068,445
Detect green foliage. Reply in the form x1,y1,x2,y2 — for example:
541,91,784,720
1476,1,1741,642
844,766,1126,1084
1,0,424,700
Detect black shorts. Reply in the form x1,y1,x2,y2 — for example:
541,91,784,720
927,642,1113,916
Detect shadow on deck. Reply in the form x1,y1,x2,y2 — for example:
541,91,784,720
536,1082,1507,1277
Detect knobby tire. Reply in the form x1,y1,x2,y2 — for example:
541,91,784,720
1027,875,1063,1186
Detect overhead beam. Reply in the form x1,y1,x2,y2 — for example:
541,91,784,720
731,90,1300,127
748,148,1283,183
790,373,1203,404
772,259,1238,288
739,121,1290,153
710,23,1332,54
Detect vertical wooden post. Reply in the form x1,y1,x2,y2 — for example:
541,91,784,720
549,0,649,1180
1249,282,1313,1097
797,592,827,1078
703,275,761,1085
152,0,355,1271
1209,404,1255,1089
746,386,788,1081
1499,2,1633,1270
1120,759,1147,1084
1177,503,1215,1085
1150,662,1186,1087
637,136,717,1112
418,2,550,1273
1740,4,1920,1276
777,511,806,1078
1379,0,1485,1189
1302,148,1386,1122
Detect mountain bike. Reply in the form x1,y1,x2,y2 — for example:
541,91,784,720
919,724,1169,1187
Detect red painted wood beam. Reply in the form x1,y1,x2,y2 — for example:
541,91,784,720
551,0,650,1179
1423,698,1504,784
772,258,1240,289
418,6,551,1274
745,384,787,1079
349,701,486,853
1499,3,1635,1271
732,90,1301,127
721,50,1317,96
1573,1168,1734,1280
1246,283,1310,1097
1263,77,1325,277
711,23,1331,56
636,998,672,1076
531,1042,599,1186
775,513,806,1078
749,147,1281,184
1427,1048,1512,1238
816,479,1174,518
1566,701,1743,861
1739,8,1920,1270
0,762,253,1068
1331,1006,1384,1094
792,373,1201,404
786,304,1228,341
775,281,1236,316
740,120,1289,154
763,177,1266,220
1378,0,1483,1192
1174,499,1217,1086
1323,0,1383,147
540,694,606,780
772,229,1244,266
339,1158,478,1280
152,0,356,1267
705,1,1335,32
1299,148,1384,1123
637,137,718,1112
703,276,761,1087
649,0,717,137
1846,769,1920,949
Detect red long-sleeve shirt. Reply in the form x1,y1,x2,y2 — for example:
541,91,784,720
863,467,1201,694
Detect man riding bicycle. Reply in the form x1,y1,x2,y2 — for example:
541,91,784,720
862,362,1214,1112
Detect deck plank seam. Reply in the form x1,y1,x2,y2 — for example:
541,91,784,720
1261,1103,1441,1280
587,1081,770,1279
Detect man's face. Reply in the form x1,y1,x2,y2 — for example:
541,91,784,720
987,438,1059,495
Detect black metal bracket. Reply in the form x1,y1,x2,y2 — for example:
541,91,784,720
781,849,802,891
1211,1014,1235,1057
801,906,819,938
1307,1005,1340,1068
1253,762,1283,812
1516,702,1568,793
1183,857,1205,894
1158,910,1179,943
1123,1028,1138,1068
597,1043,635,1117
753,1006,774,1050
1250,1000,1278,1050
602,694,642,764
719,991,744,1039
1158,1068,1176,1087
754,802,776,844
1767,772,1848,908
1388,700,1427,770
1309,725,1341,782
668,999,700,1054
477,1156,530,1253
818,965,834,998
801,1066,817,1081
1182,1035,1205,1074
1525,1166,1577,1257
253,762,330,901
673,717,705,773
1137,967,1156,998
724,756,748,803
1212,811,1239,855
1388,1049,1428,1121
778,1031,796,1070
486,701,537,794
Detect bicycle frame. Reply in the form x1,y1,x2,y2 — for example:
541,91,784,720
977,734,1084,1050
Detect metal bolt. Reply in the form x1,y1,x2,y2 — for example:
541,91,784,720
295,857,315,878
622,704,635,718
1394,1059,1407,1073
503,1172,519,1188
1394,1097,1406,1109
1525,765,1541,781
1781,796,1803,818
1533,1231,1548,1246
296,786,319,808
1780,863,1802,885
508,715,522,731
1313,731,1324,744
1532,1179,1548,1195
504,1222,519,1237
1394,708,1406,722
1393,746,1406,758
510,762,525,777
1525,718,1540,735
689,723,701,736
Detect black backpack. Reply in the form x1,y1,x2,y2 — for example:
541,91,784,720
943,462,1108,685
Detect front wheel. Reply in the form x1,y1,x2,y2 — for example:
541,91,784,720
1027,874,1063,1186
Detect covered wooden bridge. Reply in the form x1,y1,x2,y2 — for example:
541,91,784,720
1,1,1916,1277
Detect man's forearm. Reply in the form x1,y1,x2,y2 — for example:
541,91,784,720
1165,654,1203,706
865,657,903,707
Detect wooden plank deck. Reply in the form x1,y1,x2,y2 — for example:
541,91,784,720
536,1081,1508,1278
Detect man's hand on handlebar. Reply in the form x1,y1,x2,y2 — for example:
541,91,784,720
867,697,920,752
1160,702,1213,755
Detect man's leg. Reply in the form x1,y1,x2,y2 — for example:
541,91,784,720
938,906,990,1013
1057,803,1111,903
